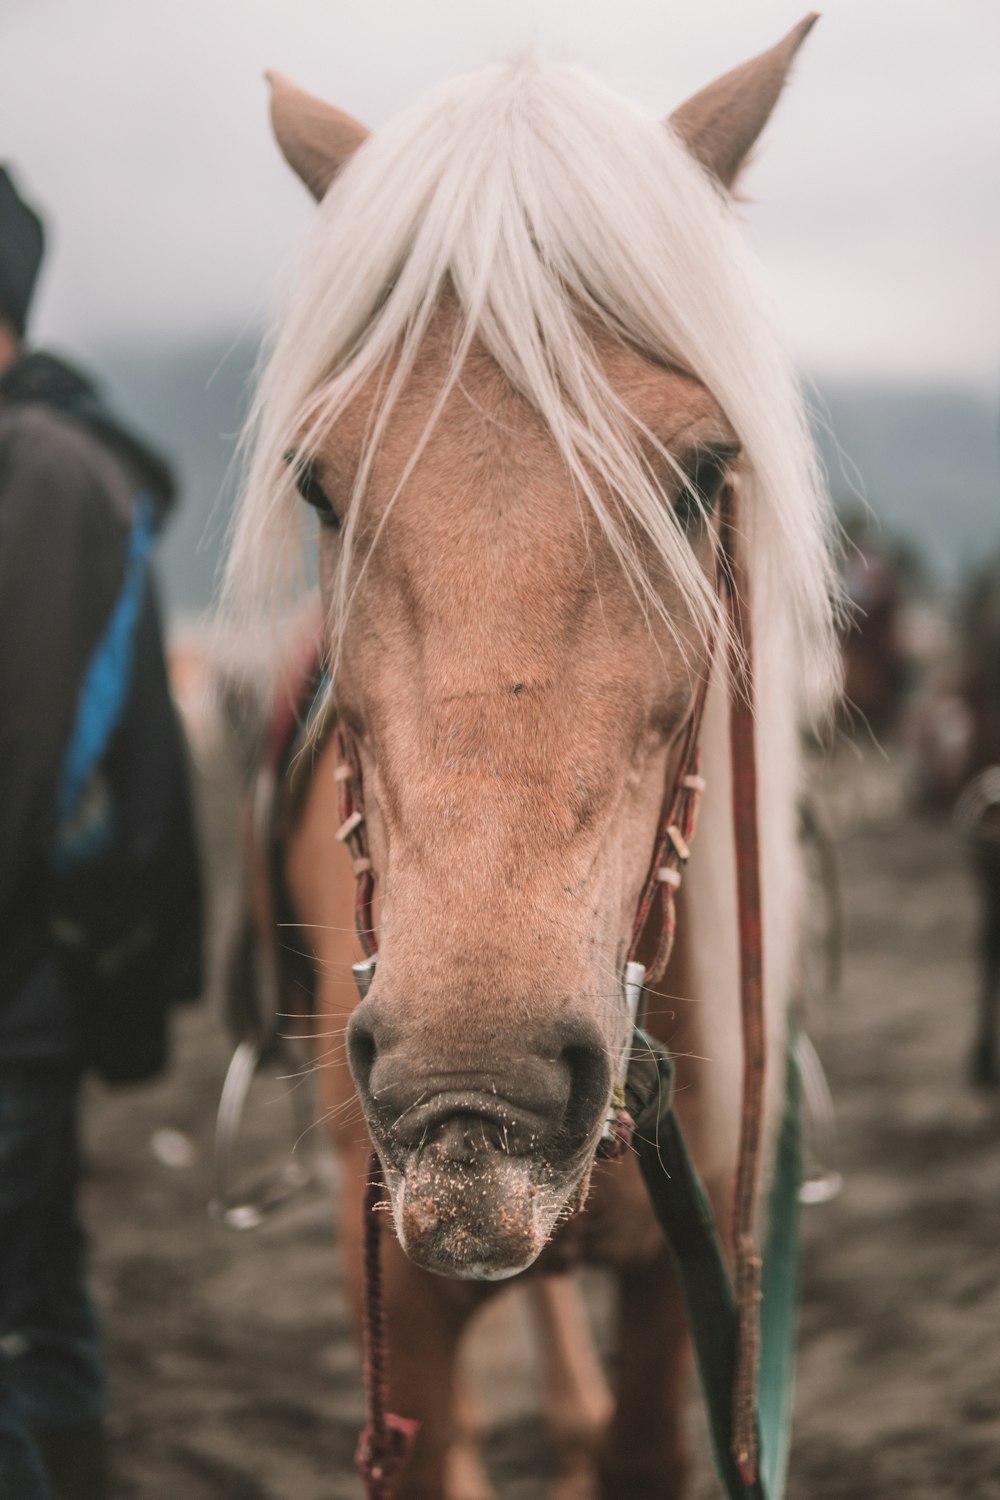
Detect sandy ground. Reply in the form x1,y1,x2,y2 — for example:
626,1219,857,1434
79,750,1000,1499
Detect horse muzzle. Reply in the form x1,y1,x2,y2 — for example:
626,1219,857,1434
383,1140,573,1280
346,967,611,1277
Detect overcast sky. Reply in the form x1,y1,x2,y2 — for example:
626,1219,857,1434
2,0,998,385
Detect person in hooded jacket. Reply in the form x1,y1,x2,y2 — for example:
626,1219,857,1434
0,166,203,1500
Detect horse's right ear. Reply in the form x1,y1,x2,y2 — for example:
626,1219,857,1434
266,71,370,201
668,14,819,190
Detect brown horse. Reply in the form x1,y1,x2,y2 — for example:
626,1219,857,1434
954,557,1000,1087
225,17,839,1498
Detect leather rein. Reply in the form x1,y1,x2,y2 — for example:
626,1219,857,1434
332,483,767,1494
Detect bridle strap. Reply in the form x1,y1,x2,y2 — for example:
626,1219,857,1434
623,484,767,1482
625,661,711,988
721,496,767,1486
333,725,378,958
625,491,738,989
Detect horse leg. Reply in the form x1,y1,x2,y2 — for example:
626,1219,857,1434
369,1220,497,1500
444,1356,493,1500
970,864,1000,1087
599,1251,692,1500
525,1275,611,1500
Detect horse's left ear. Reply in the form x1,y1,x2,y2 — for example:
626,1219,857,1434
266,71,370,201
668,13,818,190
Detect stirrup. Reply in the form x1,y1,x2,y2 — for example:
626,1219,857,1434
210,1035,325,1230
796,1030,843,1205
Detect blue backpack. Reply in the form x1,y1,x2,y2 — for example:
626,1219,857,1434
50,495,203,1083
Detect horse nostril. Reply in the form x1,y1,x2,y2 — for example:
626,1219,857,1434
346,1010,377,1098
560,1034,612,1145
347,1006,612,1158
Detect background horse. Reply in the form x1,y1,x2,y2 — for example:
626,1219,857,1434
953,554,1000,1087
225,17,838,1498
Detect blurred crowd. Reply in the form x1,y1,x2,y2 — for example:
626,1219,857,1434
836,506,1000,808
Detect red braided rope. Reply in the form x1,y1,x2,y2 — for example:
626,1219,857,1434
354,1154,419,1499
335,737,415,1497
722,496,766,1486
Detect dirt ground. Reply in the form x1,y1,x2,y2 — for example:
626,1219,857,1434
80,749,1000,1500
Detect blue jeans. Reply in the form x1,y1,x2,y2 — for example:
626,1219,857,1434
0,1063,105,1498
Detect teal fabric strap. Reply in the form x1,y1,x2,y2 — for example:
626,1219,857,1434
626,1025,802,1500
758,1028,802,1500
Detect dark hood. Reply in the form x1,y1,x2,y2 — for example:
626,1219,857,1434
0,351,176,527
0,167,45,338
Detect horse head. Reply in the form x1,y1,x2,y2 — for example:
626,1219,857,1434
310,320,735,1281
231,16,834,1280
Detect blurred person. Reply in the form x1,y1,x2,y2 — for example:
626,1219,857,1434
0,167,203,1498
839,508,912,736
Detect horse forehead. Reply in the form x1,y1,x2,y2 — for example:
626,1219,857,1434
332,305,728,508
356,336,723,552
387,401,579,561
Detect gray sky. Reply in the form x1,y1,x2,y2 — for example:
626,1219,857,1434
3,0,998,384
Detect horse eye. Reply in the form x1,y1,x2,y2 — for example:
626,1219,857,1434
284,452,341,531
674,446,738,527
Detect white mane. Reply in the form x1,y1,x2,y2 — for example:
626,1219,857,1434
226,56,839,718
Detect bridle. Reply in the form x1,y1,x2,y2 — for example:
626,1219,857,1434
333,484,768,1496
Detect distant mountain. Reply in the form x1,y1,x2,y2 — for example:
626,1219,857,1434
88,332,259,618
812,380,998,585
83,333,999,615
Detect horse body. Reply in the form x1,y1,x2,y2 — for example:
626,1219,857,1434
228,18,838,1496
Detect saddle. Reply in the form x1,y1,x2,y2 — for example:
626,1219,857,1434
225,606,333,1041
